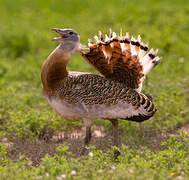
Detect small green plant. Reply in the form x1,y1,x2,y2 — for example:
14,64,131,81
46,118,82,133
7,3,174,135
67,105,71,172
0,143,8,166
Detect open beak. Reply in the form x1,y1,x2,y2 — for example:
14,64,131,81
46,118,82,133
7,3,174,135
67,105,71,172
51,28,68,41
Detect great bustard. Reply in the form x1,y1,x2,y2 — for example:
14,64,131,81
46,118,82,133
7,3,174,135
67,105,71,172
41,28,161,155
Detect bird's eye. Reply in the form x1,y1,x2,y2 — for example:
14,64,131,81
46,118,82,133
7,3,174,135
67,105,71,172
69,32,73,35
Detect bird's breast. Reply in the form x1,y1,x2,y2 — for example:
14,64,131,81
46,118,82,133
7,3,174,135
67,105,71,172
46,96,82,121
45,95,139,120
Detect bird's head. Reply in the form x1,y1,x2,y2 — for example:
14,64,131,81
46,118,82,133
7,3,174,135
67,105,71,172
52,28,80,51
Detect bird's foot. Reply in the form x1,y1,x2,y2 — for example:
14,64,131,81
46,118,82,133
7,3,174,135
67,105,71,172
80,146,89,156
112,146,121,159
113,149,121,159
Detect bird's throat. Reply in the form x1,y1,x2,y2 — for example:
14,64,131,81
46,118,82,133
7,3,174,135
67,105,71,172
41,46,71,94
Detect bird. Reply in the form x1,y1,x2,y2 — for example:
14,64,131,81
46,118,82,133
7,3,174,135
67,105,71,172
41,28,161,155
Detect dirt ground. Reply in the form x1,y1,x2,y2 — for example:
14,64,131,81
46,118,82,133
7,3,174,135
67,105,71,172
1,123,189,166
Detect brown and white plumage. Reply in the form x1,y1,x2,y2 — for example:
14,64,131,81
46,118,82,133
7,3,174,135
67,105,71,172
41,28,161,155
79,29,161,92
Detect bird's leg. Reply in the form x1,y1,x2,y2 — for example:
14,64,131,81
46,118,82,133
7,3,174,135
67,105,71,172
109,119,121,158
80,126,91,155
80,118,92,155
109,119,119,147
84,126,92,146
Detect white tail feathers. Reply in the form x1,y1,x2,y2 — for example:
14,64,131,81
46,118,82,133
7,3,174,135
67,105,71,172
105,34,109,41
138,42,148,59
88,29,161,75
143,56,161,75
83,29,161,92
125,32,129,39
94,35,100,44
88,39,94,48
137,35,141,43
141,48,160,75
130,36,138,56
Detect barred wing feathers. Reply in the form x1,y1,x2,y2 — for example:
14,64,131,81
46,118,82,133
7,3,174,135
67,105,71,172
79,30,161,92
56,73,156,122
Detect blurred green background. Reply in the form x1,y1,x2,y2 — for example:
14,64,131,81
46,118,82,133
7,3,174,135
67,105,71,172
0,0,188,136
0,0,189,178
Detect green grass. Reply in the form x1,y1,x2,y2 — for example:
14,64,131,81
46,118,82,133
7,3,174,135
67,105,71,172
0,0,189,179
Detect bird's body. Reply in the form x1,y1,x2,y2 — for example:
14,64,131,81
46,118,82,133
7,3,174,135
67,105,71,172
41,28,161,154
44,72,155,122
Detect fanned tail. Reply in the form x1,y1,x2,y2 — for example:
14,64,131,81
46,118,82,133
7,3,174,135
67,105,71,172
78,29,161,92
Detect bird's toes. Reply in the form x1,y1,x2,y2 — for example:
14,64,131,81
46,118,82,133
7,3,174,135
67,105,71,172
80,146,89,156
113,149,121,159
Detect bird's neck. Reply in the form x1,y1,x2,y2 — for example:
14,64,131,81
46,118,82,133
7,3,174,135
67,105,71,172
41,44,75,94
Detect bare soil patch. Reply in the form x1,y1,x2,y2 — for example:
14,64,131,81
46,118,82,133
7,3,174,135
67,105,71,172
1,122,189,166
182,123,189,135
